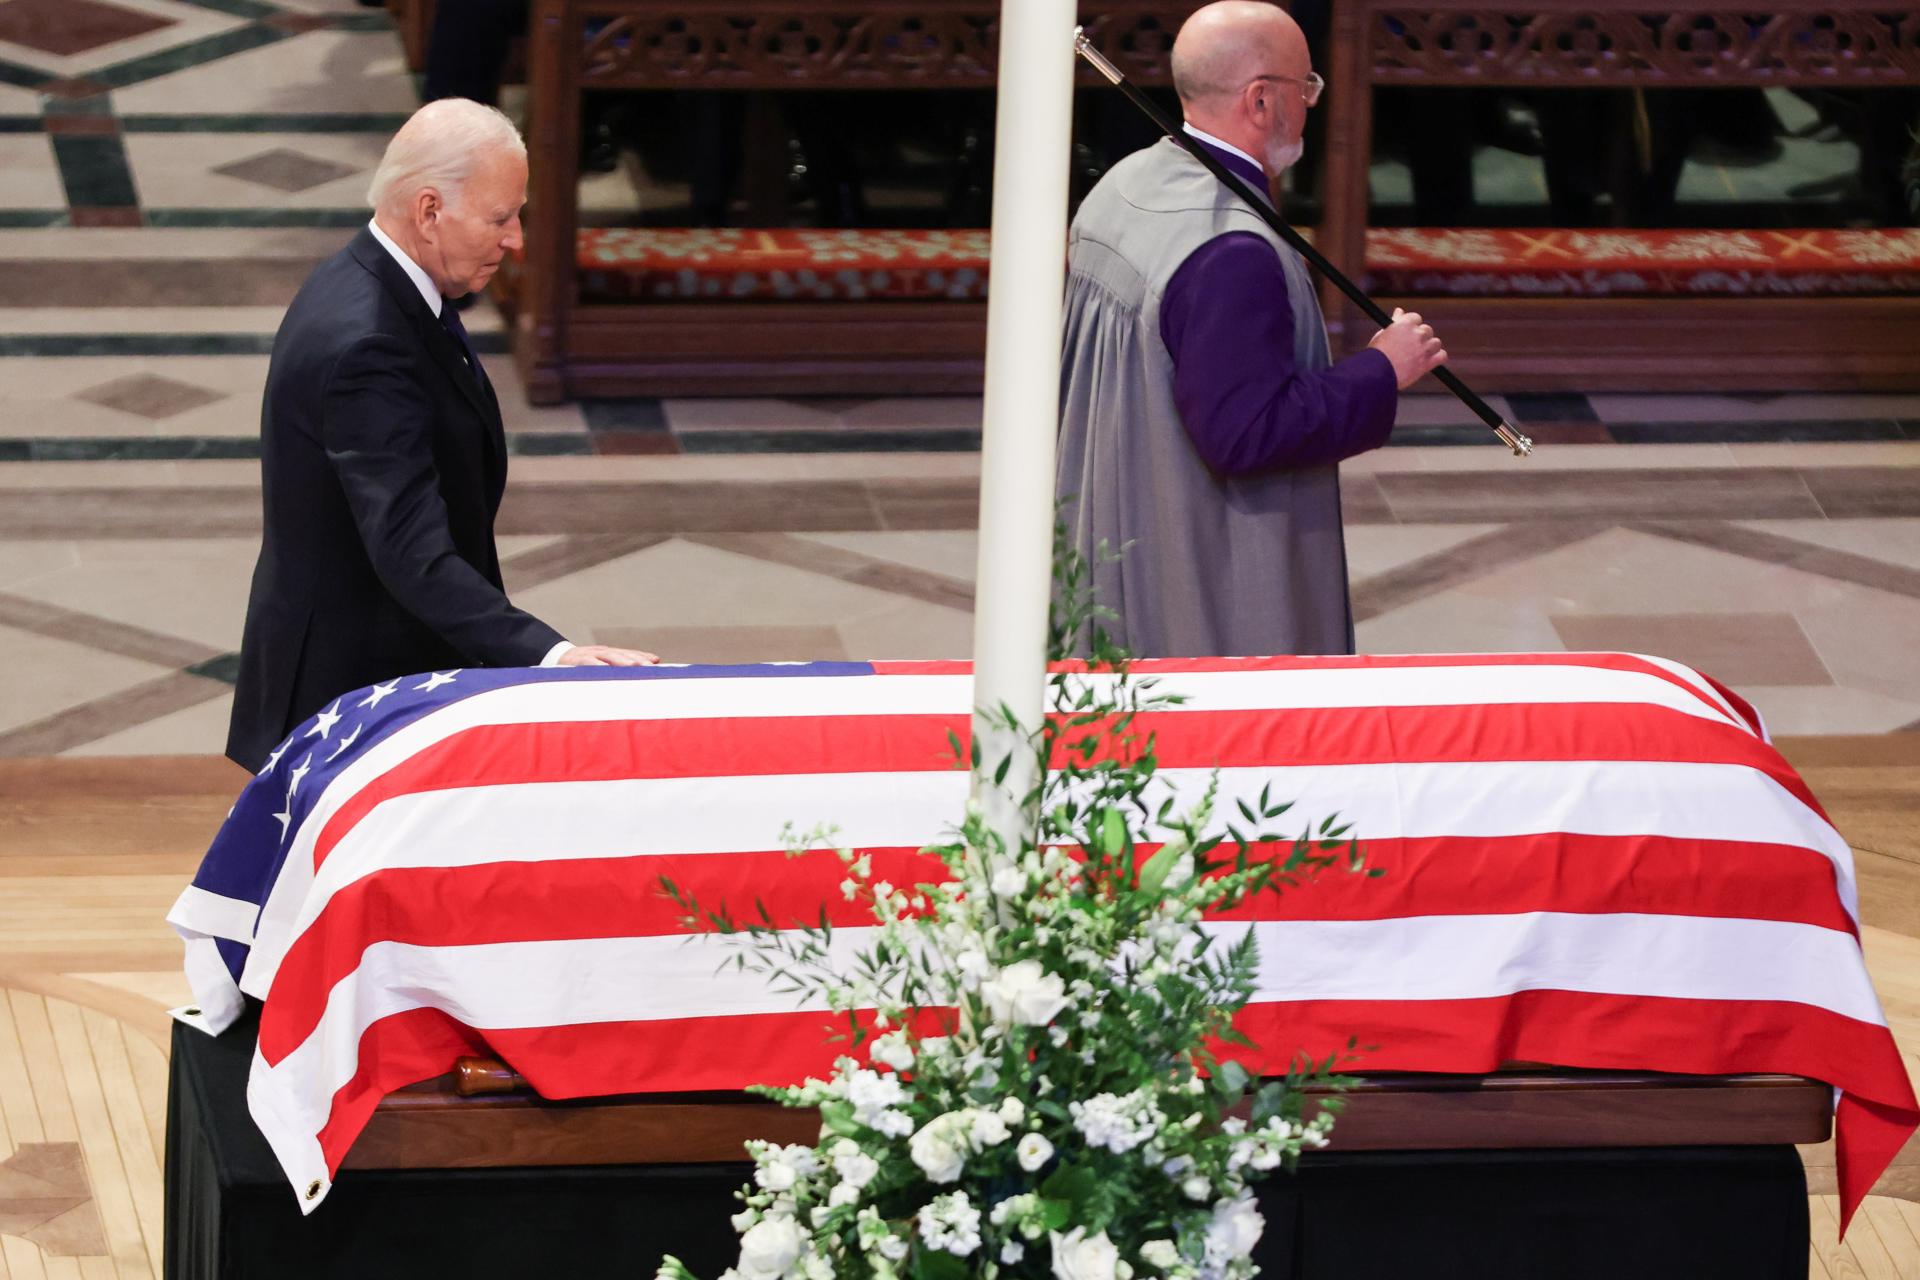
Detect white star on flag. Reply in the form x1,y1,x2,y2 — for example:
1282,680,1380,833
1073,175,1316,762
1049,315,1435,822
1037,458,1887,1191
273,806,292,839
326,724,363,763
305,700,344,741
260,742,288,776
359,679,400,710
286,753,313,800
415,670,460,693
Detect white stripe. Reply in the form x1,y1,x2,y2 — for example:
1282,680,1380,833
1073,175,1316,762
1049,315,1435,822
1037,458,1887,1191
249,907,1886,1208
168,883,261,944
1231,913,1885,1019
242,660,1751,990
240,754,1855,998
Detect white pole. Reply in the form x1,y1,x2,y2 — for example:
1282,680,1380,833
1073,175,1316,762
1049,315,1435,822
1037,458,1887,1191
970,0,1077,851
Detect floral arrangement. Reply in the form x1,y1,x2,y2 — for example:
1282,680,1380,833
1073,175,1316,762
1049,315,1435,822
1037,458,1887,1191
660,537,1369,1280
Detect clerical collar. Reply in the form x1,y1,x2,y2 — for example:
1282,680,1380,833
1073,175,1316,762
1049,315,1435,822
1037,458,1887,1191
367,217,444,317
1181,124,1266,187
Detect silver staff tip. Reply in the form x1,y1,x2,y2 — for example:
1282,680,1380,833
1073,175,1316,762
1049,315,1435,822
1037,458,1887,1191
1495,422,1534,457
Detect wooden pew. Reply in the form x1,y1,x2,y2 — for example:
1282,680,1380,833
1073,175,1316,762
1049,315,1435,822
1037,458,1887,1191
509,0,1202,402
1317,0,1920,391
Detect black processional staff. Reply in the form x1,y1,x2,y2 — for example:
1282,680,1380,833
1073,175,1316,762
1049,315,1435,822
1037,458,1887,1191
1072,29,1535,458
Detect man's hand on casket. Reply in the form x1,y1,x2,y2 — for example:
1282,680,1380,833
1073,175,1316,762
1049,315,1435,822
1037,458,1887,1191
556,644,659,667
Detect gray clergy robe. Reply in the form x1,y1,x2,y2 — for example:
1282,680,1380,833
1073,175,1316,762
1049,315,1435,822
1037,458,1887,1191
1056,137,1397,658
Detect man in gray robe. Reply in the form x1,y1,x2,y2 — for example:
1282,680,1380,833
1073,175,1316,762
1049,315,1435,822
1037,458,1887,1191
1057,0,1448,658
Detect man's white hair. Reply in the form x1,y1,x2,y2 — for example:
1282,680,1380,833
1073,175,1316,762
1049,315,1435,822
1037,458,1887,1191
367,98,526,211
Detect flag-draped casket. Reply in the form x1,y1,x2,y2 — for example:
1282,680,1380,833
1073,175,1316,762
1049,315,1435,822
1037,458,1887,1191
168,656,1918,1221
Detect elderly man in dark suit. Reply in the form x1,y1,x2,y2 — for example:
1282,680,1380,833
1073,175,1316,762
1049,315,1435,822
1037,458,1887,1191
227,99,654,772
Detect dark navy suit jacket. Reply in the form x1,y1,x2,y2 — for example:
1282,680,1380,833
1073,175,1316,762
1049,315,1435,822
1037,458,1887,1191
226,227,561,771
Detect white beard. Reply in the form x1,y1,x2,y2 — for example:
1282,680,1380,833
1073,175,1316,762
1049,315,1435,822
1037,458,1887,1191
1266,136,1305,173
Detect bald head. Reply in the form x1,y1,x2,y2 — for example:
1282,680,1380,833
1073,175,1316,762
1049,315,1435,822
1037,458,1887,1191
1171,1,1306,107
1170,1,1313,176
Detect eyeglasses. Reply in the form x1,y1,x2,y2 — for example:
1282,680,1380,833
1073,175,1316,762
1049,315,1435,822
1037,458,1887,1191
1250,71,1324,107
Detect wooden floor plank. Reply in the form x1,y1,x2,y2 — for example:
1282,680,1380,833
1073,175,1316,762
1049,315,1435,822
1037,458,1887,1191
43,1000,148,1280
1833,1197,1907,1280
1,1238,43,1280
81,1011,161,1280
1861,1197,1920,1277
41,1257,78,1280
1811,1195,1868,1279
0,992,44,1148
117,1026,168,1188
9,994,74,1145
77,1260,115,1280
1809,1238,1835,1280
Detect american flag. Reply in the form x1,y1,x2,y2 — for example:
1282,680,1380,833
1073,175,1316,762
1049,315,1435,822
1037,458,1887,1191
169,655,1917,1223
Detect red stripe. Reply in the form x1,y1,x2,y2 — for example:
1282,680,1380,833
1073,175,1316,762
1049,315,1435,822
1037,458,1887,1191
311,989,1915,1229
314,1005,487,1172
309,699,1814,871
258,832,1853,1068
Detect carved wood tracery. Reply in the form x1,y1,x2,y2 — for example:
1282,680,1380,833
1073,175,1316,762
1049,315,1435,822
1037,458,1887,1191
573,6,1190,88
1371,9,1920,84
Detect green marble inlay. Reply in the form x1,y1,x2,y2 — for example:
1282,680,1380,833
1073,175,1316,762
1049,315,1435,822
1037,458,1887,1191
0,60,42,91
0,334,274,356
20,437,262,462
121,113,411,133
50,134,137,207
0,211,70,227
145,209,370,228
168,0,278,18
88,23,290,92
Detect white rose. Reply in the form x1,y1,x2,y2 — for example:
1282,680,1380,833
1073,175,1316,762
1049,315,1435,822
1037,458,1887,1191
1180,1175,1211,1202
982,960,1069,1028
756,1159,797,1192
1016,1132,1054,1172
829,1182,861,1208
803,1254,834,1280
1050,1227,1121,1280
909,1116,967,1183
1205,1195,1264,1263
1002,1242,1027,1265
970,1110,1011,1147
990,865,1027,897
834,1151,880,1188
1139,1240,1181,1271
738,1216,806,1280
955,950,991,991
871,1033,914,1073
998,1096,1026,1126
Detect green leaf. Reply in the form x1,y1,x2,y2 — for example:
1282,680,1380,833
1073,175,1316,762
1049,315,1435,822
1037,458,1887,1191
913,1246,970,1280
1213,1058,1251,1098
819,1100,861,1137
1136,836,1187,895
1096,807,1127,860
1038,1197,1073,1231
1041,1163,1099,1214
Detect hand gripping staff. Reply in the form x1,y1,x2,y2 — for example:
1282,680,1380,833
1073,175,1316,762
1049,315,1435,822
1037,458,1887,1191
1073,29,1534,457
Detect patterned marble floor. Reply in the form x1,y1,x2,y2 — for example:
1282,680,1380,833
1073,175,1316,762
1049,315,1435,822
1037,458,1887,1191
0,2,1918,1277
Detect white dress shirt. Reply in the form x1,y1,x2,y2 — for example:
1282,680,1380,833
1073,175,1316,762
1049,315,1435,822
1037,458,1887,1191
1182,123,1265,176
365,219,573,668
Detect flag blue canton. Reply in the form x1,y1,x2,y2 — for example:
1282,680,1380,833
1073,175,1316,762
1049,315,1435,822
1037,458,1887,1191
192,662,878,984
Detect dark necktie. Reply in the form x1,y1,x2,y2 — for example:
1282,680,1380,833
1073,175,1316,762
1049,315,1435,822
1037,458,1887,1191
439,300,483,385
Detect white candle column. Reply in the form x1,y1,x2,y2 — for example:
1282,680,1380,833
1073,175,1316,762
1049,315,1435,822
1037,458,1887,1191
969,0,1077,851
